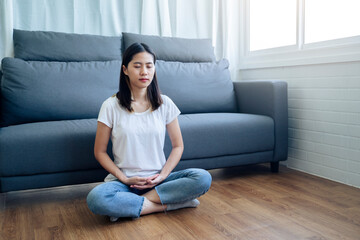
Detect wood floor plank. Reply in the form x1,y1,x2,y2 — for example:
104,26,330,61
1,164,359,240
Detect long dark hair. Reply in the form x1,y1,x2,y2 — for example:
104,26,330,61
116,42,163,112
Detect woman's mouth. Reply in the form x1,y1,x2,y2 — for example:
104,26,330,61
139,78,149,82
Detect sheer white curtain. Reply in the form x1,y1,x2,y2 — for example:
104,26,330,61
0,0,241,79
0,0,13,58
213,0,242,80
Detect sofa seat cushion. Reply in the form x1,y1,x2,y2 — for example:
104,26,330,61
0,114,274,177
0,119,112,177
164,113,274,160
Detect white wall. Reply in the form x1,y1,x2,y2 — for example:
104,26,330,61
240,61,360,188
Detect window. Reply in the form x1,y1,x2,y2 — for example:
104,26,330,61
305,0,360,44
240,0,360,69
250,0,296,51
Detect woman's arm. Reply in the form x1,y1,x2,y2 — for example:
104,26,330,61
94,122,148,186
160,117,184,178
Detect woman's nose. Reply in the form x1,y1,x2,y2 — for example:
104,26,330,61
140,67,147,75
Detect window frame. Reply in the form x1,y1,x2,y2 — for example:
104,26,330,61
239,0,360,70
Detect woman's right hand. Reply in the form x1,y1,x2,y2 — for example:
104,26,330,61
124,176,149,187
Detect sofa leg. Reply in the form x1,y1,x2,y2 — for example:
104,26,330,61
270,162,279,173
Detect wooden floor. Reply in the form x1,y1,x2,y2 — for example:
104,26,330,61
1,164,359,240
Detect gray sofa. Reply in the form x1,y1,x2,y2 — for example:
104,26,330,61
0,30,288,193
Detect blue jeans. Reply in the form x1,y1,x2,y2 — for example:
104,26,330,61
87,168,212,218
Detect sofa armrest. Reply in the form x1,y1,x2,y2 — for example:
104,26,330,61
233,80,288,162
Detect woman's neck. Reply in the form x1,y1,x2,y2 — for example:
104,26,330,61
131,88,150,113
131,88,148,103
131,88,147,102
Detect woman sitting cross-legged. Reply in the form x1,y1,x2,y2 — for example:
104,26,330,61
86,42,212,222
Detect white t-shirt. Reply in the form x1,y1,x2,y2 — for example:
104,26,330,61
97,94,181,182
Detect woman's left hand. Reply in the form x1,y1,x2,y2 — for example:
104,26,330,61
130,174,165,189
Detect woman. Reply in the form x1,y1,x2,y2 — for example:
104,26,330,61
87,42,212,222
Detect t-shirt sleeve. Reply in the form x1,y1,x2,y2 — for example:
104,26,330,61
97,98,114,128
163,95,181,124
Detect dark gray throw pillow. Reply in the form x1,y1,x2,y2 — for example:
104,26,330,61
156,59,237,114
122,32,216,62
13,29,122,61
1,58,121,126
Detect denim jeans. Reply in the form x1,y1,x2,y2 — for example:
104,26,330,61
87,168,212,218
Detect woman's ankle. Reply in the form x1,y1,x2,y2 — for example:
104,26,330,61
140,197,167,216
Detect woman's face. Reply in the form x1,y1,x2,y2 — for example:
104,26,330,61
123,51,155,91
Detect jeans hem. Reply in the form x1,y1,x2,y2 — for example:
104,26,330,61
154,186,164,205
136,196,145,218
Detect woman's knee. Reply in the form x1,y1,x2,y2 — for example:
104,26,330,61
189,168,212,192
87,185,105,214
86,183,116,214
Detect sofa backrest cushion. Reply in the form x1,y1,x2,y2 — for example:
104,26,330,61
1,58,120,126
13,29,122,61
156,59,237,114
122,32,216,62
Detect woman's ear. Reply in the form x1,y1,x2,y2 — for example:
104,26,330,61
122,65,128,76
